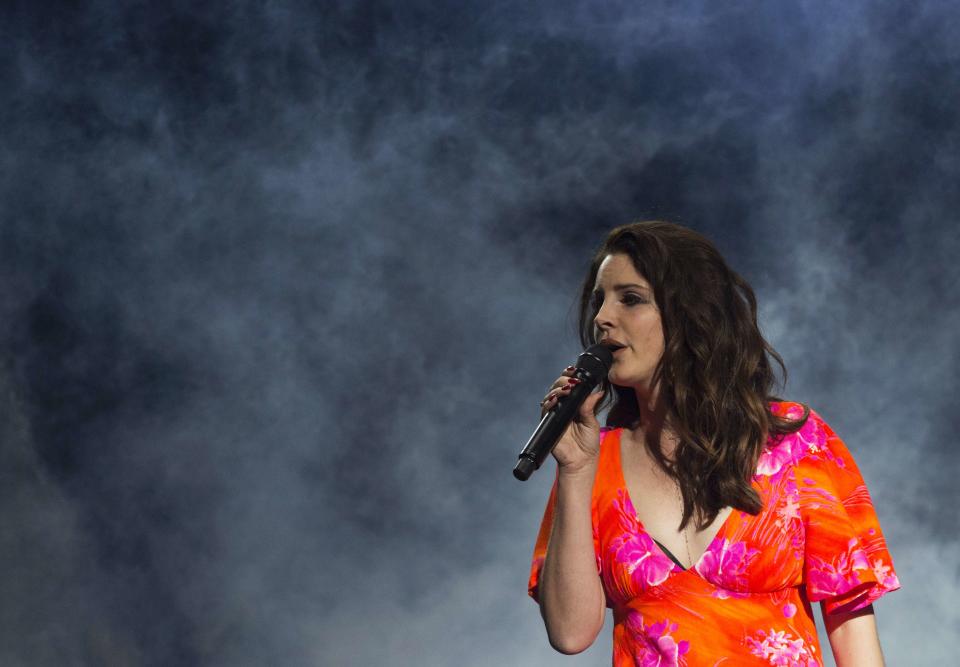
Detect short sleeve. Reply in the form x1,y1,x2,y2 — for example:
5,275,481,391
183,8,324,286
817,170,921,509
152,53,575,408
796,410,901,615
527,466,603,605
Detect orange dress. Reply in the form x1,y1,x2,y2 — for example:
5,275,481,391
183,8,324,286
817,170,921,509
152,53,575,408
527,402,900,666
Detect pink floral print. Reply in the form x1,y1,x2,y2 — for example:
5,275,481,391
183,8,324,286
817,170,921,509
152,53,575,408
695,538,759,593
610,489,676,588
528,402,900,666
805,539,871,599
746,628,818,666
756,409,822,479
626,614,690,667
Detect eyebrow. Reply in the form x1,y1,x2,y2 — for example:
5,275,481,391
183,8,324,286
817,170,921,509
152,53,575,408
591,283,650,295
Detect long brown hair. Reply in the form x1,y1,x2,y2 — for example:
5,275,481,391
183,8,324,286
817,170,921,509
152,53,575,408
576,221,809,531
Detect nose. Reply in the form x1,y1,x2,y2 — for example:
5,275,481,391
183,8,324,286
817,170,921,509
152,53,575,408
593,302,613,336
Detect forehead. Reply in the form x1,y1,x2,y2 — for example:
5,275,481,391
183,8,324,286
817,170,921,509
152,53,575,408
593,254,651,290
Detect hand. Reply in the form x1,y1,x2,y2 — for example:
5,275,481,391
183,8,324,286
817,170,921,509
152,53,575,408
538,365,607,474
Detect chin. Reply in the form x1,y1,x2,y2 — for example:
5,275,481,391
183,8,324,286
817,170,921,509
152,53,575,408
608,374,649,392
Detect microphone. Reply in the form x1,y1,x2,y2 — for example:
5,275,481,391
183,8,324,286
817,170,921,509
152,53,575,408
513,343,613,481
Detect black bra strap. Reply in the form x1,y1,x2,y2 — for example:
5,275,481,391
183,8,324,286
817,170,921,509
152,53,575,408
653,538,687,571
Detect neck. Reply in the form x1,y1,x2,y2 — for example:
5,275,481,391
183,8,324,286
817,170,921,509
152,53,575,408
628,383,680,458
632,382,673,429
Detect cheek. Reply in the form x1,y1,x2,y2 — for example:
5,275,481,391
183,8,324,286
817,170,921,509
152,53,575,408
649,328,666,352
637,320,665,349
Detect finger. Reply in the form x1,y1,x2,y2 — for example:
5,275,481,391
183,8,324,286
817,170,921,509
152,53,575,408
539,386,564,409
544,372,586,398
541,382,578,408
539,392,559,417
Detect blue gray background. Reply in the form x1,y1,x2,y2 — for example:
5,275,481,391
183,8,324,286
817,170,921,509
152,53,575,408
2,1,957,665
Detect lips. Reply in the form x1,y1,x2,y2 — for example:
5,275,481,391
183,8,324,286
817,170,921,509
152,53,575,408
600,339,626,350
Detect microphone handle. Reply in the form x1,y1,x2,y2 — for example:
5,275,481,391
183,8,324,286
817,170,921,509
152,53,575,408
513,369,599,481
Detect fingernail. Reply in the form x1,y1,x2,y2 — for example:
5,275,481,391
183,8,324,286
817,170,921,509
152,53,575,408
567,378,581,386
565,365,575,371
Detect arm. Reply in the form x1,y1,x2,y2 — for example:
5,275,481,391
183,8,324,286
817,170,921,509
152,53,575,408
822,603,886,667
538,464,606,654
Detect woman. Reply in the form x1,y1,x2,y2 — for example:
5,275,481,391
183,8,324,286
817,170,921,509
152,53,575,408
527,221,899,666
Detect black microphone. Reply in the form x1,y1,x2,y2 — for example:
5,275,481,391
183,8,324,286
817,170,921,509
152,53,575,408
513,343,613,481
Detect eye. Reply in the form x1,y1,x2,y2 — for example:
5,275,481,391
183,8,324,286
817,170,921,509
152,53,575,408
622,293,645,306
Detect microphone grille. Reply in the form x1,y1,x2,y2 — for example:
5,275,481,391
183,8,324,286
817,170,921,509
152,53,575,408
578,343,613,378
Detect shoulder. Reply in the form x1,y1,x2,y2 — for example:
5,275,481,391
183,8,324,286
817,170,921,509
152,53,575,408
599,425,624,452
756,401,837,478
767,400,843,439
767,399,811,422
594,426,624,487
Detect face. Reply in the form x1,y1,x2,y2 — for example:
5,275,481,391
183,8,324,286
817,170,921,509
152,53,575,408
591,253,665,392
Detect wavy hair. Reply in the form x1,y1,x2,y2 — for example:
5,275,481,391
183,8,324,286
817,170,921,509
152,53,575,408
576,221,809,531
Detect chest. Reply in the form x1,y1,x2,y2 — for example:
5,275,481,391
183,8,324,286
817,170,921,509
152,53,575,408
619,438,733,568
595,427,808,607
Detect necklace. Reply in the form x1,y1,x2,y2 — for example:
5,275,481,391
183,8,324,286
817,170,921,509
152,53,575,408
663,431,694,568
635,427,695,568
677,483,693,568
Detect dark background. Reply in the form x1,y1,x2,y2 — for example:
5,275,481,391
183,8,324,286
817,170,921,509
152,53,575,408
2,1,957,665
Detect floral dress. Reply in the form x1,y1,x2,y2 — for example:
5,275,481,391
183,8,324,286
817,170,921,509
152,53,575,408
527,402,900,666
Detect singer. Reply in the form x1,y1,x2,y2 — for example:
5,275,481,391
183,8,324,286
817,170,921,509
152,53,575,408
526,221,899,666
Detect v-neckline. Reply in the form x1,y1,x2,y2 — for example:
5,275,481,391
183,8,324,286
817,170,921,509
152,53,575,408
613,427,734,574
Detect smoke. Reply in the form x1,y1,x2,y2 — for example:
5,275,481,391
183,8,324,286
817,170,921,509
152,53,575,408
1,0,957,664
